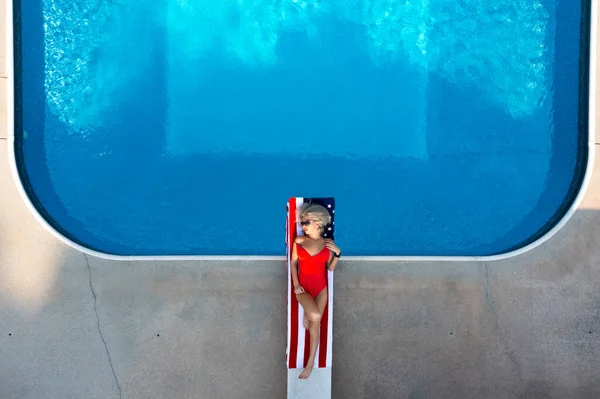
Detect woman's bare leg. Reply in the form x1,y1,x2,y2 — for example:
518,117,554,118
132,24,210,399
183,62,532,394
297,288,328,379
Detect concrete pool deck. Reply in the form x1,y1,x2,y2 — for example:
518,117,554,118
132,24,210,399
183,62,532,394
2,2,600,399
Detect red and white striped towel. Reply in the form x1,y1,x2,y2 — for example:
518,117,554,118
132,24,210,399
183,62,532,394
286,197,334,369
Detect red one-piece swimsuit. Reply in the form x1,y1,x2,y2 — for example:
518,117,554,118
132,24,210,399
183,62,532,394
297,242,329,299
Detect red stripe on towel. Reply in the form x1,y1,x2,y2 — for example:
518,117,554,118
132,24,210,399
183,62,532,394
288,198,298,369
303,329,310,367
319,281,329,368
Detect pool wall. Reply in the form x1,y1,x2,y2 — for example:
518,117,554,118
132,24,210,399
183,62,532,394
10,0,595,260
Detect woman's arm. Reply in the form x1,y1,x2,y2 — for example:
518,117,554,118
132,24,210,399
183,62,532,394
327,253,339,272
325,239,341,272
291,240,303,293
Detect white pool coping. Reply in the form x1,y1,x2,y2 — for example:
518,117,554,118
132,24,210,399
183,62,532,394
4,0,598,263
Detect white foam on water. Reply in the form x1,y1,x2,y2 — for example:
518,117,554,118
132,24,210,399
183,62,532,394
43,0,551,143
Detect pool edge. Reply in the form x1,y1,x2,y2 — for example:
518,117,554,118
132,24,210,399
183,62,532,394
5,0,598,263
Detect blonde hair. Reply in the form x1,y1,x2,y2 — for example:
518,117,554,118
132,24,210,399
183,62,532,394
296,202,331,231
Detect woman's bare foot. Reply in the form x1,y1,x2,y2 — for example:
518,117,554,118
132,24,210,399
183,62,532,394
298,364,314,379
303,312,309,330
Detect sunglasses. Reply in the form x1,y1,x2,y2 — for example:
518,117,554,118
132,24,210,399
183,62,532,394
299,220,312,226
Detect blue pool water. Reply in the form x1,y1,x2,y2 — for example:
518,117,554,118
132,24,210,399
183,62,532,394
18,0,587,256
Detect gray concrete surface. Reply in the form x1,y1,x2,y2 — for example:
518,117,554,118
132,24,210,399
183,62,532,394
0,78,7,139
0,0,6,80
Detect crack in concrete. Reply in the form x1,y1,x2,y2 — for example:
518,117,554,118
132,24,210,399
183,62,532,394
85,254,123,399
485,262,491,302
484,262,524,384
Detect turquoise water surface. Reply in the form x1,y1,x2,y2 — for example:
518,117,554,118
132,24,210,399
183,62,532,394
17,0,587,255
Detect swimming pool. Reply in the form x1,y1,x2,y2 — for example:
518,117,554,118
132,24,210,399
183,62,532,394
15,0,589,256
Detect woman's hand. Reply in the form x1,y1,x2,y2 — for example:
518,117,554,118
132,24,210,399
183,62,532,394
325,239,341,256
294,285,305,295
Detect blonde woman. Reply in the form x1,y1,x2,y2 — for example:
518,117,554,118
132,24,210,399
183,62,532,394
290,202,341,379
